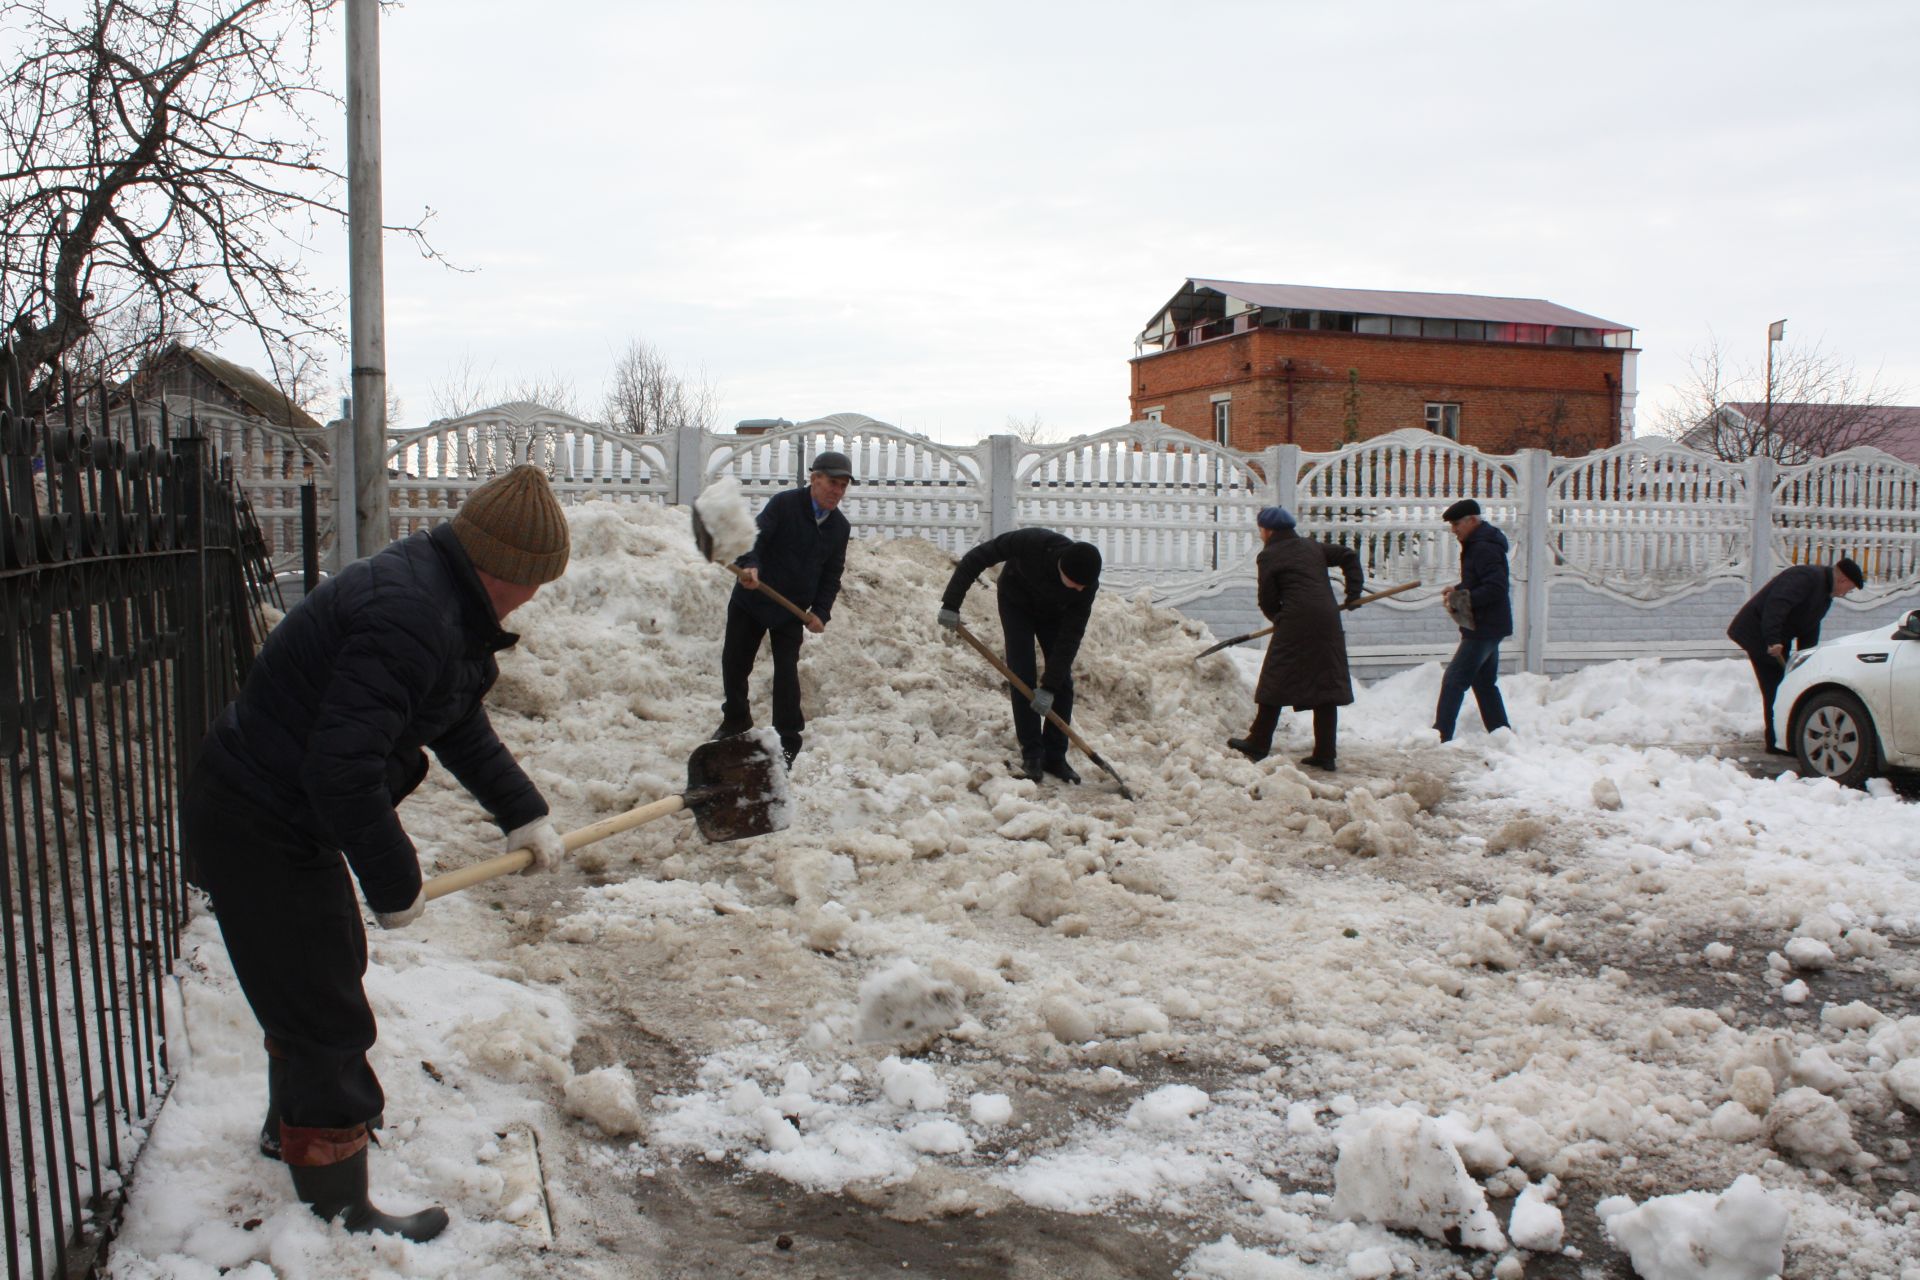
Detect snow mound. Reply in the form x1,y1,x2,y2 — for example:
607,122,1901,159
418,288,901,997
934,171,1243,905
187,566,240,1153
1596,1174,1787,1280
564,1065,644,1136
1329,1106,1507,1252
857,959,965,1047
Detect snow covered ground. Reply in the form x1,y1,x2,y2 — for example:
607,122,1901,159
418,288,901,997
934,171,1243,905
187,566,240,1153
106,501,1920,1279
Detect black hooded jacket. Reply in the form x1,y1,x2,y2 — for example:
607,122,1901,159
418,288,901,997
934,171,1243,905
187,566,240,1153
197,522,548,913
1727,564,1836,654
942,528,1097,694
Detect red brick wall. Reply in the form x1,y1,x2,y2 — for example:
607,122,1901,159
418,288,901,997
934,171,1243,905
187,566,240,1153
1129,329,1628,455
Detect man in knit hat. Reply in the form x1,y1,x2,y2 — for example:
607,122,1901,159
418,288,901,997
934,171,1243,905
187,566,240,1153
1727,557,1864,754
182,464,571,1241
939,527,1103,783
715,449,854,767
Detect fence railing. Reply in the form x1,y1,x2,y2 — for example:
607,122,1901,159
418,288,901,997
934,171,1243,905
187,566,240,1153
1,368,275,1280
178,402,1920,662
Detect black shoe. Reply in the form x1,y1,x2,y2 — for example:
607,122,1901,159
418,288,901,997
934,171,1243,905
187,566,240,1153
1043,756,1081,785
1227,737,1269,762
711,718,751,741
289,1146,449,1242
1298,754,1337,771
1764,744,1795,758
259,1054,285,1160
1018,751,1047,781
779,735,801,769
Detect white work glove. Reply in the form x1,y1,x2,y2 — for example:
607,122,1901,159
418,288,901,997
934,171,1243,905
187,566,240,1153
505,817,565,875
937,607,961,630
1029,688,1056,718
375,888,426,930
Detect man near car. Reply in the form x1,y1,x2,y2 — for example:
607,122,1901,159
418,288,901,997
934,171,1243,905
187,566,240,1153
1727,558,1865,754
1434,498,1514,743
715,450,854,767
183,464,572,1241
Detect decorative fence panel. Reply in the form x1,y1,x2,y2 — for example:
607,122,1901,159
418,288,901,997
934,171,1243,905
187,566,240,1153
1546,440,1753,600
1772,448,1920,588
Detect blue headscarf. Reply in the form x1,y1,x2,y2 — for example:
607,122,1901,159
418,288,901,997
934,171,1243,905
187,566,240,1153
1256,505,1296,531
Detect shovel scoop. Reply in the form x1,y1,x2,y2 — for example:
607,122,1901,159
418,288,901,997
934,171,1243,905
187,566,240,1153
424,733,790,901
691,477,820,627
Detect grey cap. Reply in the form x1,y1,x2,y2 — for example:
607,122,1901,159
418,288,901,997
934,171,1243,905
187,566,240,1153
810,450,856,481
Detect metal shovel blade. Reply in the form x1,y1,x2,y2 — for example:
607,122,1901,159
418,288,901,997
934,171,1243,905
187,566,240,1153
685,734,788,842
690,505,720,563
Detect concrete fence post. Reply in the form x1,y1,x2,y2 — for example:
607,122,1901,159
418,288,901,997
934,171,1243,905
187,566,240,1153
1747,454,1775,592
1521,448,1551,674
1268,444,1300,512
672,424,705,506
988,434,1017,536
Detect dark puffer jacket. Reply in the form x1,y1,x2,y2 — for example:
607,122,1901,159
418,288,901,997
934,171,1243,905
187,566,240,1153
733,485,851,630
941,528,1096,694
1455,521,1513,640
1254,530,1364,709
197,522,548,912
1727,564,1835,654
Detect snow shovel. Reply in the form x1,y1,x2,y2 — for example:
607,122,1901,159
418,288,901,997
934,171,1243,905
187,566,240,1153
950,620,1135,801
1193,580,1422,659
690,505,820,628
422,734,788,901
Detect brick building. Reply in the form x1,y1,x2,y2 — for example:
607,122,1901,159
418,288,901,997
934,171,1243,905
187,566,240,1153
1130,279,1637,455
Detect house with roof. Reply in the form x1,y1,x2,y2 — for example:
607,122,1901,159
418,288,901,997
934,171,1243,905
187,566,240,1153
1131,278,1637,455
1681,401,1920,466
123,342,327,435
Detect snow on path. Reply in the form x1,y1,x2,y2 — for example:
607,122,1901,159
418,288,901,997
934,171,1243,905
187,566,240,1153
106,502,1920,1278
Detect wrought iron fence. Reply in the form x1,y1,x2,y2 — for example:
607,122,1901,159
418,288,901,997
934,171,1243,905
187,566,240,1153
1,358,277,1280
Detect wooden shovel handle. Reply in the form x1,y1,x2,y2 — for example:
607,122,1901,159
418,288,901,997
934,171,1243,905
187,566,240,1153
723,564,819,628
949,621,1133,797
423,794,688,901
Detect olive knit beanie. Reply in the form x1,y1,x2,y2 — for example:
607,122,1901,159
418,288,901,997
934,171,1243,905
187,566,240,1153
451,465,570,585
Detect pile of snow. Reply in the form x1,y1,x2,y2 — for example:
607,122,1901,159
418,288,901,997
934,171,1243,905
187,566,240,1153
102,501,1920,1277
1597,1174,1788,1280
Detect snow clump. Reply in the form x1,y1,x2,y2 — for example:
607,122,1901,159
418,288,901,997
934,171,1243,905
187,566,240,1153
1328,1106,1507,1252
1596,1174,1787,1280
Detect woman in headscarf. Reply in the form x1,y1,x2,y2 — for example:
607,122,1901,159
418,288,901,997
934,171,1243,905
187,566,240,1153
1228,506,1364,769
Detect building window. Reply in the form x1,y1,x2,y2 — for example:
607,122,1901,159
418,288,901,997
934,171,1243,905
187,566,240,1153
1425,403,1461,440
1211,397,1231,446
1142,406,1164,423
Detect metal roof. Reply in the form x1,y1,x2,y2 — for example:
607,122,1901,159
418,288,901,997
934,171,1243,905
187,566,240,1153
1179,278,1631,332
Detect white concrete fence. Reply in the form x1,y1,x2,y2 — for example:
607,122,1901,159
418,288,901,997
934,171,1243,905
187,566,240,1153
189,402,1920,675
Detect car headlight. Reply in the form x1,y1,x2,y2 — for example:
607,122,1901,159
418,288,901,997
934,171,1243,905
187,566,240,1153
1785,652,1812,675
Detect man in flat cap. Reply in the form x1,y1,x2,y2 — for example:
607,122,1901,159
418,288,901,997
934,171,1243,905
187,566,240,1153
1434,498,1514,743
1727,557,1864,754
183,464,573,1240
715,450,854,766
939,527,1103,782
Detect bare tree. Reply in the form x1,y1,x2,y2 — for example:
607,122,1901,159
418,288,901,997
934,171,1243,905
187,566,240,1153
1005,411,1050,444
602,338,715,434
1498,395,1597,456
427,352,581,421
1,0,438,411
1657,334,1907,463
500,371,581,419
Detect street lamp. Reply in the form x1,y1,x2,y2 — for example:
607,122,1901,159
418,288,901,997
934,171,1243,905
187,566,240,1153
1765,319,1786,434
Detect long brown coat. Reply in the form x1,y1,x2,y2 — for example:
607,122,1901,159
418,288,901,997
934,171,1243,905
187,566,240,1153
1254,530,1364,709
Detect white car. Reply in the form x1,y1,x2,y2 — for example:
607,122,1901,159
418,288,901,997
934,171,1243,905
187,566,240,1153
1772,608,1920,787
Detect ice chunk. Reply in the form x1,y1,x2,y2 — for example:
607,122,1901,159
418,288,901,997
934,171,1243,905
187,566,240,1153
1329,1106,1507,1252
1597,1174,1786,1280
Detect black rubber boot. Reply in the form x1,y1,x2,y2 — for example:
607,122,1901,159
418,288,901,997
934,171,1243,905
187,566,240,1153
1227,737,1268,762
1018,750,1047,781
1043,755,1081,785
290,1147,449,1241
711,717,751,741
259,1055,286,1160
1230,705,1280,761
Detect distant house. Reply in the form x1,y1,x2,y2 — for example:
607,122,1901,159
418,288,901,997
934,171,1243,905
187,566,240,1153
123,343,326,435
1130,278,1637,455
1682,402,1920,466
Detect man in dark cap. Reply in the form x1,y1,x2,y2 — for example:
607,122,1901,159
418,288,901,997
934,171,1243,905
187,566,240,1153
1727,557,1864,753
939,528,1102,782
183,464,573,1241
715,450,854,766
1434,498,1514,743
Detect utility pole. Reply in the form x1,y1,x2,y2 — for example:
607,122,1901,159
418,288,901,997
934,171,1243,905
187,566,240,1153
1765,318,1786,438
346,0,389,557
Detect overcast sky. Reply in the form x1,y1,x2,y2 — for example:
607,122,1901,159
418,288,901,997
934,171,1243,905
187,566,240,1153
284,0,1919,444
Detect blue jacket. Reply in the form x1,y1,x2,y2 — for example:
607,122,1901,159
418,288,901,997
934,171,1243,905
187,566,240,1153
198,522,548,913
1455,522,1513,640
733,486,850,629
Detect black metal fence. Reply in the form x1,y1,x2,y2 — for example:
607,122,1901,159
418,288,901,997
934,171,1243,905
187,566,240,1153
1,357,278,1280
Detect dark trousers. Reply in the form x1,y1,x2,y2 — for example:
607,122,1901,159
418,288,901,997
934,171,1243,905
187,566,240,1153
183,767,385,1147
1245,704,1337,757
719,598,805,751
1435,635,1510,741
1741,642,1786,746
999,596,1073,758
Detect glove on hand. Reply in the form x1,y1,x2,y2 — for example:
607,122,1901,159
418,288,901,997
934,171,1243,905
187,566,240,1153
937,608,961,630
1030,688,1056,718
505,818,565,875
375,888,426,930
1343,591,1365,610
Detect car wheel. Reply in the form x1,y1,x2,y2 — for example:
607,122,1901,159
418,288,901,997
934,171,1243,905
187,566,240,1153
1794,689,1880,788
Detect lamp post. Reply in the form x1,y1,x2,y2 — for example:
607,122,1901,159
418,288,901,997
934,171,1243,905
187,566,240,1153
1764,319,1786,435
